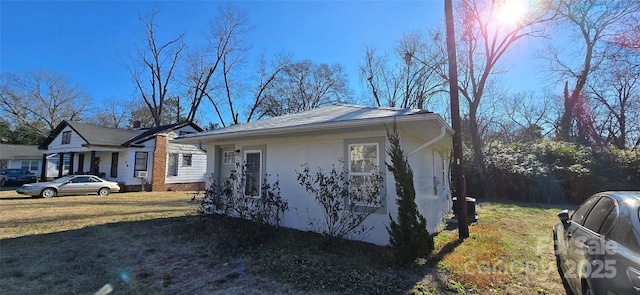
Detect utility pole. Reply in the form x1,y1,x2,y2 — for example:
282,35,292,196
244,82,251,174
445,0,469,239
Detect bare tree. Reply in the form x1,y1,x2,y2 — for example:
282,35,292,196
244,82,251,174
453,0,554,191
258,59,351,118
183,6,250,126
0,71,90,136
360,30,447,109
244,53,287,122
496,91,555,142
613,15,640,51
588,49,640,149
129,97,186,128
547,0,640,142
129,9,185,127
360,46,403,107
87,98,133,128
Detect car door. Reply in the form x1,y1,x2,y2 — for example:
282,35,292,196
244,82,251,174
85,176,105,193
560,196,600,291
62,176,93,195
603,202,640,295
564,196,617,294
578,196,617,294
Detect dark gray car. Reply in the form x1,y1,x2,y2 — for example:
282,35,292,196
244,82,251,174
0,168,38,187
553,191,640,295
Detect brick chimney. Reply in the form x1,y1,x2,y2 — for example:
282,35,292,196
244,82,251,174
151,134,167,191
133,120,141,129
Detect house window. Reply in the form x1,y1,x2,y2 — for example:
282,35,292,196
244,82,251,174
134,152,148,172
223,151,235,165
349,143,379,197
167,153,178,176
182,154,192,167
344,137,386,210
21,160,39,171
61,131,71,144
63,158,70,171
244,150,262,197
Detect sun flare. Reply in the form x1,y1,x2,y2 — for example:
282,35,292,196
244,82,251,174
497,0,527,25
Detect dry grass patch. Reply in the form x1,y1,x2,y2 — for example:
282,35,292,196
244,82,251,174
425,202,567,294
0,191,199,239
0,191,568,295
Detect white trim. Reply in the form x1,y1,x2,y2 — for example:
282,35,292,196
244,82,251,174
223,151,235,165
348,142,380,205
408,126,447,157
243,149,262,198
174,113,452,144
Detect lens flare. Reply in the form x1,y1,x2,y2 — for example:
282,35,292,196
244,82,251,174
498,0,527,25
118,271,130,282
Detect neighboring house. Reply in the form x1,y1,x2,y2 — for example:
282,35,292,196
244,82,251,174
175,104,453,245
38,121,207,192
0,144,43,177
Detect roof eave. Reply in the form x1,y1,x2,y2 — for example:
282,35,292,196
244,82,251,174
175,113,451,144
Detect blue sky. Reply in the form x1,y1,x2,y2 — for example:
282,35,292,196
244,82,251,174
1,1,541,115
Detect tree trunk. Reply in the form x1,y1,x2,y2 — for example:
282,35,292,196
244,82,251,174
468,104,487,197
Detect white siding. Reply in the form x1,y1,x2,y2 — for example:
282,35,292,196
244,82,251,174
207,129,394,245
165,142,207,184
46,126,88,153
6,159,42,176
402,128,450,236
204,122,452,245
124,147,154,186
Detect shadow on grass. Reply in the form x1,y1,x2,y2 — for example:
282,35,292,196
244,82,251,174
1,215,448,295
427,235,463,267
0,195,40,200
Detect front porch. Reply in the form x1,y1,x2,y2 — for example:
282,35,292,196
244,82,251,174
41,150,123,182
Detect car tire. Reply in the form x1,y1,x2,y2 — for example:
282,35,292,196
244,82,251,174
98,188,110,196
41,188,56,198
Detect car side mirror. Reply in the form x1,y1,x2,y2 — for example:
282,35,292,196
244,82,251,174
558,209,570,227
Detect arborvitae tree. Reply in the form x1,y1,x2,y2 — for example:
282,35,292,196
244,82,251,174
386,122,434,262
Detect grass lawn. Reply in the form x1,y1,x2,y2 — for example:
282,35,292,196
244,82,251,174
0,190,567,294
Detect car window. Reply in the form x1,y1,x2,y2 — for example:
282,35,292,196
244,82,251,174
598,204,619,235
71,176,91,183
583,196,616,233
571,196,600,225
608,206,640,253
89,177,102,183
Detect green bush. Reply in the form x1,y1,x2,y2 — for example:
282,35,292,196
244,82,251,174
385,123,433,263
465,139,640,204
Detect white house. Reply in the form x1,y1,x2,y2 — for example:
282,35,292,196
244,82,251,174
38,121,207,192
0,144,43,176
175,104,453,245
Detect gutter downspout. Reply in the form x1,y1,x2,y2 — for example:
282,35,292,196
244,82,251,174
406,124,450,232
408,125,447,157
